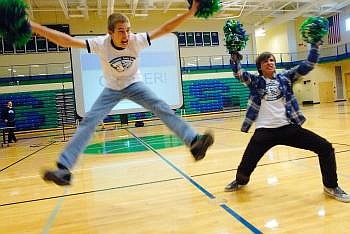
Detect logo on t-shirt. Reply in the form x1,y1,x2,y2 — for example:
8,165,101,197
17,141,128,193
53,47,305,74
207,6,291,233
109,56,136,72
265,79,282,101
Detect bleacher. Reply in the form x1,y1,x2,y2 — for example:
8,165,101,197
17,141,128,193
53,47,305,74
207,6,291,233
182,78,248,115
0,76,249,132
0,90,69,131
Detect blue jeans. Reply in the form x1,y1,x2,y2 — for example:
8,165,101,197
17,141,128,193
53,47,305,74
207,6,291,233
59,82,197,169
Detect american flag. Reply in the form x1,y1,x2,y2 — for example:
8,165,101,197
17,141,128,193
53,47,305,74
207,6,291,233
328,13,341,45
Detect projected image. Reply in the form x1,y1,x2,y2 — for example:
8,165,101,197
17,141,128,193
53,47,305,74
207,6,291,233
71,33,183,116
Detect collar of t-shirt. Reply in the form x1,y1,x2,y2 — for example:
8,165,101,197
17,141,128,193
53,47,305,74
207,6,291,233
262,75,283,101
110,39,126,50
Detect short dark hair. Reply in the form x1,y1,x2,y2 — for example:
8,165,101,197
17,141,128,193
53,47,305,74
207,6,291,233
255,52,276,75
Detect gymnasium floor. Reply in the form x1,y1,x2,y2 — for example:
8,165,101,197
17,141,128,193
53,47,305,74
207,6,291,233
1,102,350,233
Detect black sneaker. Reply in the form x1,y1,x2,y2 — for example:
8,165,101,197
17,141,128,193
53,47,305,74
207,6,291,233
224,180,244,192
190,131,214,160
42,169,72,186
324,186,350,203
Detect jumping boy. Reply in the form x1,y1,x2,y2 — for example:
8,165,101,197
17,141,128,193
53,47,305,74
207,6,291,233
30,0,214,186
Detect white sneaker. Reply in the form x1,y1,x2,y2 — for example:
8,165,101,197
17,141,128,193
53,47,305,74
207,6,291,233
324,186,350,203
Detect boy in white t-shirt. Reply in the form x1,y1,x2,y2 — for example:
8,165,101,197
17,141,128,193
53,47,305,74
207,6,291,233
30,0,214,186
225,45,350,202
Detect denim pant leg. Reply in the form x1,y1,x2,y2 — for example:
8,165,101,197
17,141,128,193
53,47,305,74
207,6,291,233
124,82,197,146
58,88,123,169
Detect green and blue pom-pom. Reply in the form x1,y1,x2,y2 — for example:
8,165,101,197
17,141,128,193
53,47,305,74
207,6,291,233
223,19,249,53
0,0,32,47
299,16,328,44
188,0,222,19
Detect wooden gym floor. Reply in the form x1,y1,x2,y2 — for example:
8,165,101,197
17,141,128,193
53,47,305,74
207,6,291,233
1,102,350,233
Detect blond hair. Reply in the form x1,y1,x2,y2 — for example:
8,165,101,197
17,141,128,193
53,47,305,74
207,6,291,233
107,13,130,32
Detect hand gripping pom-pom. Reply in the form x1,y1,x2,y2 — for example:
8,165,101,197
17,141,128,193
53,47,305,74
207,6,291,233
188,0,222,19
223,19,249,53
299,16,328,45
0,0,32,47
230,51,242,73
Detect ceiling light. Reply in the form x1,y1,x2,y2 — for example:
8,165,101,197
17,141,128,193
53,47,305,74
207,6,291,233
255,28,266,37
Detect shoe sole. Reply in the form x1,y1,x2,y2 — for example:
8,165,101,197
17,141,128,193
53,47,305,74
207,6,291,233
224,185,243,192
224,188,234,192
324,190,350,203
225,187,237,192
43,170,71,186
192,133,214,160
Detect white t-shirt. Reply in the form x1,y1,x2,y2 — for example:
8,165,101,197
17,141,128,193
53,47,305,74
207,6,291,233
87,33,151,90
255,77,290,129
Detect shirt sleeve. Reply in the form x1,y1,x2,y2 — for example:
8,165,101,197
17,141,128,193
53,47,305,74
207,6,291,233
238,71,255,87
133,32,151,52
283,45,319,82
86,35,107,55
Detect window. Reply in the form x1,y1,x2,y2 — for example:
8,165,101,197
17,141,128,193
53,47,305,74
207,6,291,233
186,32,195,46
203,32,211,46
177,32,186,46
177,31,219,47
346,18,350,31
195,32,203,46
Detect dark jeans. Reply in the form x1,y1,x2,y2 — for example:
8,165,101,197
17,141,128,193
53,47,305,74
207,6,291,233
236,124,338,188
6,121,16,143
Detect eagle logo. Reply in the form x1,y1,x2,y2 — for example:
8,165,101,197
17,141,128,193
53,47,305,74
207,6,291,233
109,56,136,72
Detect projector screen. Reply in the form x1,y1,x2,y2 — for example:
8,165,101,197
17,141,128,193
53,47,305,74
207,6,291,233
71,33,183,117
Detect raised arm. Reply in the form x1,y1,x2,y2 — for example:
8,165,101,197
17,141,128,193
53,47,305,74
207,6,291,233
148,0,199,40
284,43,320,82
297,43,320,75
230,52,253,86
230,52,242,78
30,21,86,48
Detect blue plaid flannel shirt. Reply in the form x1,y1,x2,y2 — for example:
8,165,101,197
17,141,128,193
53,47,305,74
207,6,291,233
234,45,319,132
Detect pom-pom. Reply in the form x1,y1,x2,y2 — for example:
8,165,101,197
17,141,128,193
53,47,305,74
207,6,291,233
188,0,222,19
6,21,32,47
299,16,328,44
0,0,32,47
223,19,249,53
